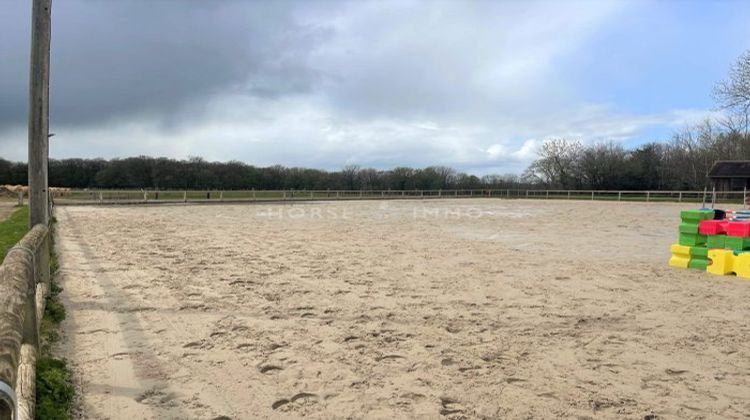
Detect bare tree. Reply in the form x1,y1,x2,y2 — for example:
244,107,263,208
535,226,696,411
525,138,583,188
714,50,750,134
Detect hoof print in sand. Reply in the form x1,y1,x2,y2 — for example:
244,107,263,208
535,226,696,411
439,397,466,416
258,364,283,374
272,392,319,410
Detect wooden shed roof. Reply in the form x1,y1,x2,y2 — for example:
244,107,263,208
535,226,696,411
708,161,750,178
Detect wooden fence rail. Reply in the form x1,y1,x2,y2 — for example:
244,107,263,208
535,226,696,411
0,225,50,420
50,188,749,206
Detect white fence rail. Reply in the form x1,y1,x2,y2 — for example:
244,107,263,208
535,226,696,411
49,189,748,206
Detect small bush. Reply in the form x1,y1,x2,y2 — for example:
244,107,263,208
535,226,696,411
35,357,74,420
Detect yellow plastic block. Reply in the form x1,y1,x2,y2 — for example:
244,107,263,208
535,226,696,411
669,244,690,268
732,253,750,279
707,249,734,275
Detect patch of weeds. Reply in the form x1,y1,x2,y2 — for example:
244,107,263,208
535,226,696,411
35,215,74,420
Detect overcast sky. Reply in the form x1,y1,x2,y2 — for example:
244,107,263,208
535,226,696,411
1,0,749,174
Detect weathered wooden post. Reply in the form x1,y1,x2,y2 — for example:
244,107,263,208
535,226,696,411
28,0,52,228
17,191,24,206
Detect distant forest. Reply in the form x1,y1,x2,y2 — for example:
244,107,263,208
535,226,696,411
2,51,749,192
1,122,748,192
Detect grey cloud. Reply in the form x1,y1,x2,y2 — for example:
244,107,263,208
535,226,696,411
0,0,330,129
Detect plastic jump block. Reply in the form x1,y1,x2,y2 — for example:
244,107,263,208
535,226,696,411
679,232,706,247
679,222,700,234
699,220,729,235
680,209,715,224
725,236,750,252
707,234,727,249
688,247,710,270
732,253,750,279
707,249,734,275
726,222,750,238
669,244,691,269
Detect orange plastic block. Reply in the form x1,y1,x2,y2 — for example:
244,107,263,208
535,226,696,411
707,249,734,275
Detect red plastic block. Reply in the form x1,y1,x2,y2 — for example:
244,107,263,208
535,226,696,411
699,220,729,235
727,222,750,238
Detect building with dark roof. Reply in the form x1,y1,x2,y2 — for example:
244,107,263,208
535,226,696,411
708,161,750,191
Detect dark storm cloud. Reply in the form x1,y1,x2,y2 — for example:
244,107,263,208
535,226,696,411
0,0,330,129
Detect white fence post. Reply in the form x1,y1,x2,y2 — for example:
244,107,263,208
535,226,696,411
591,191,594,200
678,191,682,203
546,190,549,199
646,191,650,202
618,191,622,201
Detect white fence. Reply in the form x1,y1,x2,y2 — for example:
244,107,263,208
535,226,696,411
48,188,748,206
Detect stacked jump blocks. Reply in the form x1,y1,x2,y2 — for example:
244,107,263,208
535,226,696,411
669,209,750,279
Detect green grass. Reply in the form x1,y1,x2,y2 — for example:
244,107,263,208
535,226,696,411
36,216,74,420
0,206,29,261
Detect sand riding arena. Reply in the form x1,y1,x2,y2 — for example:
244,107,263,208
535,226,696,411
54,199,749,419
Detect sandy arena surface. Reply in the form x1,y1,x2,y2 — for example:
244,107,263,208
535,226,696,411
54,199,750,419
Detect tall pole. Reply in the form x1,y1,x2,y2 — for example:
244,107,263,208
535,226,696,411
28,0,52,227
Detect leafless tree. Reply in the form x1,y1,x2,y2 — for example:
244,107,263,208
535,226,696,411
714,50,750,135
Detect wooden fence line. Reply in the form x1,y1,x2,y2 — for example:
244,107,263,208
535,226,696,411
0,224,50,420
49,188,748,206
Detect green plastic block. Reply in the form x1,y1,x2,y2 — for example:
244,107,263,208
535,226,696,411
687,246,709,270
725,236,750,252
688,258,709,270
680,209,714,223
707,234,726,249
679,232,706,246
679,222,700,234
689,246,708,258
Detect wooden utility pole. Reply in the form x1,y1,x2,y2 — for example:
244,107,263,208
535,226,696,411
28,0,52,228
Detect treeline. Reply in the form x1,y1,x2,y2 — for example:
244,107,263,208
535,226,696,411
0,157,527,190
2,123,747,192
523,50,750,190
522,122,750,190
